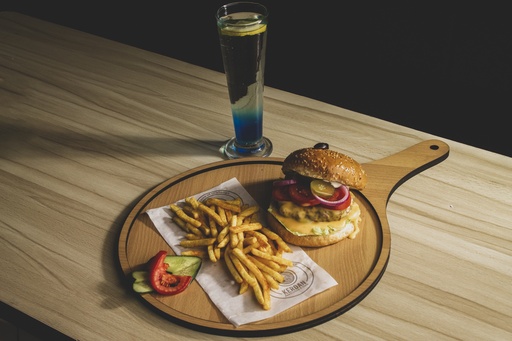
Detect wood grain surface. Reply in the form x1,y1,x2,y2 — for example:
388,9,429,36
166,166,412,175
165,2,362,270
1,12,511,341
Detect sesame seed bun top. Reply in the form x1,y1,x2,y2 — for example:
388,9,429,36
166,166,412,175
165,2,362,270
281,147,368,190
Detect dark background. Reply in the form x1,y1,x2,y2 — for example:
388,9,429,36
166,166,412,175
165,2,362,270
3,1,511,157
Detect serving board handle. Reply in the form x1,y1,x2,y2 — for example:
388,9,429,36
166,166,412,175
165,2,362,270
361,139,450,212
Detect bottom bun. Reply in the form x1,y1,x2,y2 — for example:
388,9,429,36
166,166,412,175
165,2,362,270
266,208,356,248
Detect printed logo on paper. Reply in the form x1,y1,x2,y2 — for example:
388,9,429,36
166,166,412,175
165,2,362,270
271,262,314,299
198,190,242,203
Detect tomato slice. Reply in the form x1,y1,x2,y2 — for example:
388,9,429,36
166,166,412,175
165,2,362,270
321,191,352,211
148,250,193,295
288,182,320,206
272,185,292,201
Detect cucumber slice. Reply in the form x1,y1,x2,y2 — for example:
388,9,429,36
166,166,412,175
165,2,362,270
132,270,153,293
164,255,202,278
133,280,153,293
132,270,149,282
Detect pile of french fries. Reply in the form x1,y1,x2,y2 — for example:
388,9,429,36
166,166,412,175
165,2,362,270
169,196,293,310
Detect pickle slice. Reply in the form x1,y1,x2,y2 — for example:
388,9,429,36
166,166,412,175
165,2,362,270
310,179,335,198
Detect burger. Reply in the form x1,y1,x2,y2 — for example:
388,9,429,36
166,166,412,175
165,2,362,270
267,144,367,247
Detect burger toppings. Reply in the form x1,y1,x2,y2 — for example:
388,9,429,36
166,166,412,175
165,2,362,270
310,180,350,207
272,175,351,210
269,172,360,238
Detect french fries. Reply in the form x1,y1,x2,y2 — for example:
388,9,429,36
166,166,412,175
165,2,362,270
169,196,293,310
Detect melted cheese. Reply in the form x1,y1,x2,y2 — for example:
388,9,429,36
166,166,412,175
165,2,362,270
269,201,361,237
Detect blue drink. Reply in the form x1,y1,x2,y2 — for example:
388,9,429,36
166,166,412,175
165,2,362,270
216,2,272,158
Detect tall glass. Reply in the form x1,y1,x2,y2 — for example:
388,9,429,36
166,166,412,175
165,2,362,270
216,2,272,159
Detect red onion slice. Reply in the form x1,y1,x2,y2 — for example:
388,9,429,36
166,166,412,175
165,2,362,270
273,179,297,187
312,185,349,206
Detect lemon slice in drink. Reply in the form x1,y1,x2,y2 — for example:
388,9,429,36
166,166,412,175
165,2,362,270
221,23,267,36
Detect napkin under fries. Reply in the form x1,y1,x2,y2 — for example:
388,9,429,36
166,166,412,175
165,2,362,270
146,178,337,327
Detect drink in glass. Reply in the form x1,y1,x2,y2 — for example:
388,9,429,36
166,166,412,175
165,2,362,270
216,2,272,159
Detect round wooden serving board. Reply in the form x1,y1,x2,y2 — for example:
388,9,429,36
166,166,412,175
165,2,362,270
117,139,449,336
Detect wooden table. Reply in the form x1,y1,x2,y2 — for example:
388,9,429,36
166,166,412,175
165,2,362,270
1,12,511,340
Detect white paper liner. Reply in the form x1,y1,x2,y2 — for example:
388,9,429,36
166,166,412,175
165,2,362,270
146,177,338,327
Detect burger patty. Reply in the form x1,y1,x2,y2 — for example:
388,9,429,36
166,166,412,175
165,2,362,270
276,201,349,223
